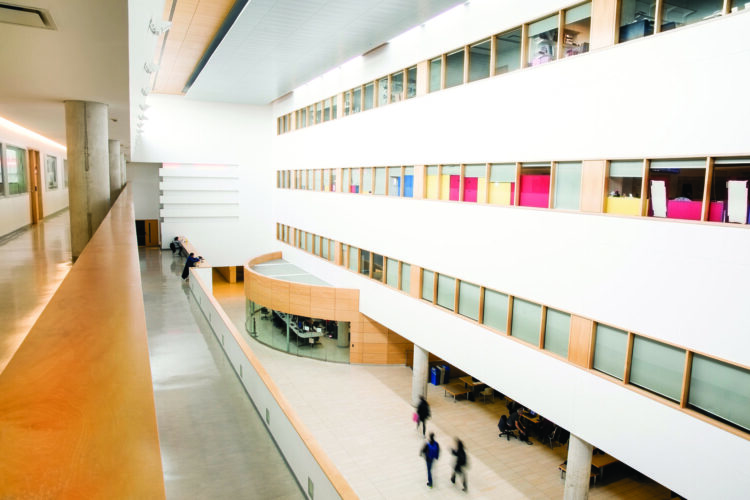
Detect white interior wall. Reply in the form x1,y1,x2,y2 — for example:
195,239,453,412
127,162,161,220
132,95,275,266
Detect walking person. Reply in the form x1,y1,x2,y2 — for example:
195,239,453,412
416,396,430,436
420,432,440,488
450,438,468,492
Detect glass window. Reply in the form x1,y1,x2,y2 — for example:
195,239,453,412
403,166,414,198
361,167,373,194
429,57,442,93
440,164,460,201
321,237,329,259
563,2,591,58
606,160,644,215
331,170,336,192
6,146,27,195
359,250,370,276
390,70,404,103
489,163,516,205
406,66,417,99
331,96,337,119
469,39,491,82
344,92,350,116
425,165,439,199
350,168,360,194
388,166,401,196
352,87,362,113
323,99,331,121
372,253,384,281
386,258,399,287
709,159,750,224
630,336,685,402
348,246,358,271
511,298,542,346
649,159,706,221
495,28,522,75
482,289,508,333
306,232,313,252
436,274,455,311
544,308,570,358
300,170,307,190
458,281,480,320
463,164,486,203
363,82,374,111
314,169,322,191
593,324,628,380
45,155,58,190
689,355,750,432
377,77,388,107
422,270,435,302
519,163,551,208
554,161,582,210
324,169,331,192
619,0,656,42
298,231,305,250
528,14,559,66
660,0,723,32
374,167,386,195
313,102,320,123
400,263,411,293
445,49,465,88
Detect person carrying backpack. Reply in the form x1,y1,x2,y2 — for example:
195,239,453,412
420,432,440,488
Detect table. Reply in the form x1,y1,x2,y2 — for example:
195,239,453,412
591,454,619,480
459,376,485,388
443,382,470,402
274,311,325,346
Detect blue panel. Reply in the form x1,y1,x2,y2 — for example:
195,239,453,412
404,175,414,198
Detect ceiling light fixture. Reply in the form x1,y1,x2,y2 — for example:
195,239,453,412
149,18,172,35
140,87,150,96
144,61,159,74
138,104,150,111
137,114,148,121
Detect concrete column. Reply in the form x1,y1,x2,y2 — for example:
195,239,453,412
119,151,126,188
411,344,429,407
337,321,350,348
65,100,110,260
563,433,594,500
108,139,121,205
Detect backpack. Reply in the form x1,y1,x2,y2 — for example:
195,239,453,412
427,441,439,460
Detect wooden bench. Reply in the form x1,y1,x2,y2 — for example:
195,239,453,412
443,382,470,402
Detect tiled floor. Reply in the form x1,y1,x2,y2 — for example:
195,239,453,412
0,211,72,374
214,276,672,500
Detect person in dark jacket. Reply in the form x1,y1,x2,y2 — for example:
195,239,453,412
416,396,431,436
181,252,200,280
450,438,468,492
420,432,440,488
169,237,181,255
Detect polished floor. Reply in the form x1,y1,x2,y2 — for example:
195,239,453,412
214,277,672,500
0,211,72,374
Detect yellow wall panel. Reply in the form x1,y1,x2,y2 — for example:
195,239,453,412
426,175,439,199
476,178,488,203
605,196,642,216
489,182,512,205
440,175,451,199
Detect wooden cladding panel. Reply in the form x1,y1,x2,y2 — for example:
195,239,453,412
580,160,607,213
569,315,595,368
409,265,422,299
590,0,618,49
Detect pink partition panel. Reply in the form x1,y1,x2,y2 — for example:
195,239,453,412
450,175,460,201
708,201,725,222
519,175,550,208
667,200,702,220
463,177,478,202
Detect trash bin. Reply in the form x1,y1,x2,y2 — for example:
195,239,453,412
440,364,450,383
430,367,440,385
436,365,446,385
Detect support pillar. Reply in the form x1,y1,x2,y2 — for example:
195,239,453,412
563,433,594,500
65,100,110,260
108,139,121,205
411,344,429,407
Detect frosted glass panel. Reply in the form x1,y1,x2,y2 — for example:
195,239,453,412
465,164,485,178
436,274,455,311
630,336,685,402
363,82,374,110
386,258,399,287
362,168,372,194
511,299,541,345
554,161,582,210
348,246,358,271
388,166,401,196
429,57,442,92
400,263,411,292
321,238,329,259
593,325,628,380
374,167,386,195
458,281,480,320
610,160,643,178
544,309,570,357
422,270,435,302
689,355,750,431
306,233,313,252
490,163,515,182
482,289,508,332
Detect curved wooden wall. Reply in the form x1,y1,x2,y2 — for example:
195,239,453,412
244,253,412,364
0,186,165,499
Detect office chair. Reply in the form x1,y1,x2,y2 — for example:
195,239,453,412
480,386,495,403
497,415,518,441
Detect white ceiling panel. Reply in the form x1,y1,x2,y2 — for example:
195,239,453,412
187,0,465,104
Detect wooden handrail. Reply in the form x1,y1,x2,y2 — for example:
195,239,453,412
0,186,165,499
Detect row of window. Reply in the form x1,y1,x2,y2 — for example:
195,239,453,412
277,0,746,135
276,222,750,434
278,157,750,225
0,144,66,196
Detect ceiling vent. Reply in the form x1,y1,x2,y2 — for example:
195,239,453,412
0,2,56,30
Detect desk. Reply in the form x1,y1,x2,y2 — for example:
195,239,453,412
443,382,470,402
591,454,619,480
274,311,325,346
459,376,484,388
520,410,540,425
